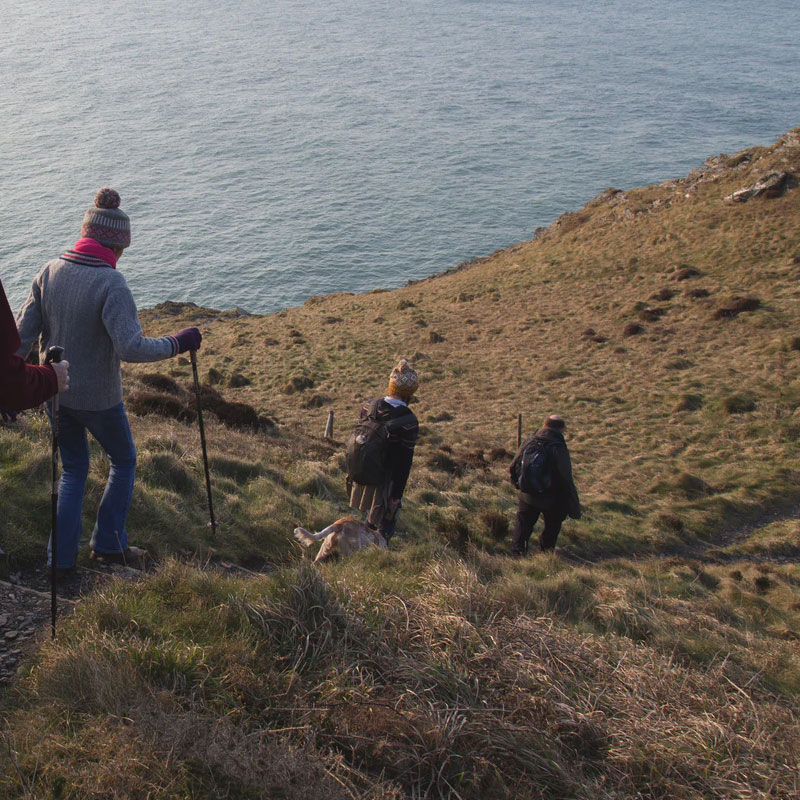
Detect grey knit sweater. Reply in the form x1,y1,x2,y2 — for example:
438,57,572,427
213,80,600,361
16,252,177,411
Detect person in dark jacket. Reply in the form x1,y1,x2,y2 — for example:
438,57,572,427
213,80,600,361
509,414,580,555
347,359,419,542
0,278,69,416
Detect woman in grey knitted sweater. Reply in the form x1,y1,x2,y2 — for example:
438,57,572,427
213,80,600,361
16,188,201,574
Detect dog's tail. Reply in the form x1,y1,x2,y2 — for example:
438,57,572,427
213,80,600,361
293,523,337,548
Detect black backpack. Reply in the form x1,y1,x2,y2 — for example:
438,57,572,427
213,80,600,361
516,438,554,494
345,400,413,486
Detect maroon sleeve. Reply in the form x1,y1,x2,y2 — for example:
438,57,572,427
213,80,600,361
0,279,58,410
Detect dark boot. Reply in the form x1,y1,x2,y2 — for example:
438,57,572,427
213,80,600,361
90,545,150,570
538,508,566,552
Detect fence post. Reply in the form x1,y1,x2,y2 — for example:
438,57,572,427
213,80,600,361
324,409,334,439
517,413,522,448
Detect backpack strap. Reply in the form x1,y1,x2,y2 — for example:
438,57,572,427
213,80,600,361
531,434,561,451
385,407,417,433
366,398,383,420
369,398,416,428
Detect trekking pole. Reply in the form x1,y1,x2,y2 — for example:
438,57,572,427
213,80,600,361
517,413,523,448
189,350,217,534
324,409,334,439
45,345,64,640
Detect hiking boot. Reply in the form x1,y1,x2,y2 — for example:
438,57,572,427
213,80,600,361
90,545,150,570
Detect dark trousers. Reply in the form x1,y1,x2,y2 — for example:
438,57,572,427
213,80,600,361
511,496,566,555
366,501,401,542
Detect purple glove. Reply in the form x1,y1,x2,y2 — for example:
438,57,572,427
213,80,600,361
1,409,18,423
170,327,202,355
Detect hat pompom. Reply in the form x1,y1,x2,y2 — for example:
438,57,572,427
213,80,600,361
94,187,121,210
82,188,130,248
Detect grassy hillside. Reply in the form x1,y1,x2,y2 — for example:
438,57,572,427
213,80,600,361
133,128,800,556
1,130,799,798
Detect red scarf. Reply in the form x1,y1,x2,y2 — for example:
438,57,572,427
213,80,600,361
70,237,118,268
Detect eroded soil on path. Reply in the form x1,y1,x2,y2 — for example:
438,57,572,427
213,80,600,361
557,501,800,567
0,565,112,687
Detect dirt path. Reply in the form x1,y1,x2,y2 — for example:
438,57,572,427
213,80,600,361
0,559,270,690
560,501,800,567
668,500,800,565
0,564,117,687
0,581,52,686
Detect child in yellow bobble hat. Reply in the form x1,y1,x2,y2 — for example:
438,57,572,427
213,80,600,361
345,359,419,543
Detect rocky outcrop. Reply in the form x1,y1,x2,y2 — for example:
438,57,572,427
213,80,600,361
725,171,794,203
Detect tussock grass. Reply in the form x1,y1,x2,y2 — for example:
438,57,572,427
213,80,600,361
2,557,799,798
0,410,345,567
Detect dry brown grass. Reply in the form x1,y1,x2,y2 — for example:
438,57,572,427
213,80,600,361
2,557,799,798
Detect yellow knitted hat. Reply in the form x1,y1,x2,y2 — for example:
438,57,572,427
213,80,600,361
387,359,419,400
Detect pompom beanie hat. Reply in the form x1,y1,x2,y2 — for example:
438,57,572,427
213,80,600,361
387,358,419,400
80,187,131,249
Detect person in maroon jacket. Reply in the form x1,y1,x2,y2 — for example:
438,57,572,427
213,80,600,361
0,278,69,416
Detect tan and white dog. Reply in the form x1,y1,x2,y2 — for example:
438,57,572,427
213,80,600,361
293,517,388,562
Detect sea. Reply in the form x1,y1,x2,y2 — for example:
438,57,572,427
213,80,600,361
1,0,798,314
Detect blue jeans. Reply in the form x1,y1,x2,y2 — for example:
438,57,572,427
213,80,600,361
48,402,137,568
